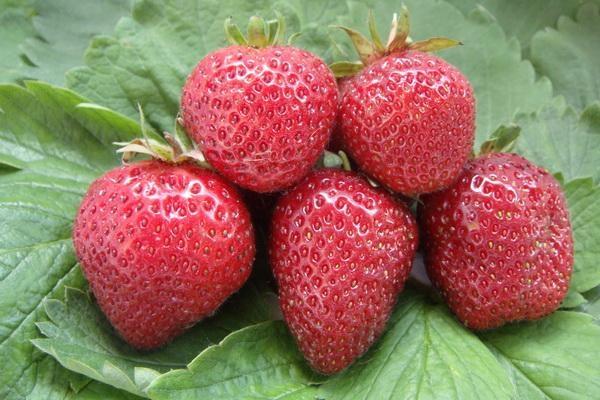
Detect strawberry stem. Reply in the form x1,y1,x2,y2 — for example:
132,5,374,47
339,151,352,172
320,150,352,172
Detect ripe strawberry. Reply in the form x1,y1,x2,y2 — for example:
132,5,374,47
333,9,475,196
181,16,337,193
420,153,573,330
73,160,255,349
327,77,351,153
270,169,418,374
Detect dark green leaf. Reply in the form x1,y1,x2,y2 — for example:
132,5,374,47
579,286,600,320
530,3,600,110
482,311,600,399
0,82,140,399
147,321,318,400
515,100,600,182
317,292,514,400
67,0,553,145
446,0,599,53
72,381,143,400
33,285,272,397
562,291,587,309
67,0,308,132
0,8,36,82
18,0,131,85
564,179,600,294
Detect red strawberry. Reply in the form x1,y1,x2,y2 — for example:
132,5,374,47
73,160,255,349
420,153,573,330
333,10,475,196
270,169,418,374
181,16,338,193
327,77,352,153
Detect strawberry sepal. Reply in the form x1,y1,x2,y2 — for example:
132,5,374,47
330,6,461,78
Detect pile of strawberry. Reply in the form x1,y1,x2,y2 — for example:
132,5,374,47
72,10,573,375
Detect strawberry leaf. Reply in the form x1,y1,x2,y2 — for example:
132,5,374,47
73,381,143,400
0,81,277,399
147,321,318,400
0,81,144,400
317,291,514,400
481,311,600,399
446,0,599,53
530,3,600,110
33,285,273,397
0,8,36,82
66,0,553,146
579,286,600,320
564,178,600,294
515,99,600,183
66,0,304,133
562,290,587,309
12,0,130,85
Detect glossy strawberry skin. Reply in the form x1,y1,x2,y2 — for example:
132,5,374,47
181,45,338,193
328,77,351,153
339,50,475,196
421,153,573,330
73,161,255,349
270,170,418,374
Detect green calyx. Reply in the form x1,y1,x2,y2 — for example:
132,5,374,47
114,105,211,168
225,13,286,48
330,6,462,77
478,124,521,156
322,150,352,171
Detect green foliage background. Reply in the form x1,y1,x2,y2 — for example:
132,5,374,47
0,0,599,399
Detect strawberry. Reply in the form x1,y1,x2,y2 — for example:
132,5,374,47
181,16,338,193
73,160,255,349
420,153,573,330
327,77,351,153
269,169,418,374
332,9,475,196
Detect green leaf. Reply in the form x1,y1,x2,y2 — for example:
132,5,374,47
66,0,303,132
334,0,553,146
0,81,141,399
17,0,131,85
579,286,600,320
446,0,599,52
33,284,273,397
72,381,143,400
147,321,318,400
562,290,587,309
530,3,600,110
515,100,600,182
479,124,520,155
564,178,600,294
0,8,36,82
482,311,600,399
317,292,514,400
67,0,552,144
65,0,347,132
